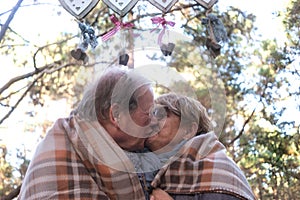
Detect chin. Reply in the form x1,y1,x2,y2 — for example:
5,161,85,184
144,138,155,148
134,141,146,150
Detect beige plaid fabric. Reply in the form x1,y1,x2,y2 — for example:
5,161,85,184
151,132,256,200
18,116,145,200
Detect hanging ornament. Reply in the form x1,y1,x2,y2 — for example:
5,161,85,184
101,15,134,66
71,21,98,64
78,21,99,49
71,48,89,63
119,29,130,66
203,13,228,45
58,0,100,19
119,53,129,65
194,0,218,9
148,0,178,13
202,12,227,58
118,29,130,66
160,42,175,56
102,0,139,17
151,16,175,56
102,14,134,41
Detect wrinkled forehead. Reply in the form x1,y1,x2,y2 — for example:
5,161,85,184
136,86,154,108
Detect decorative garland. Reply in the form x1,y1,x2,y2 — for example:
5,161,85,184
60,0,227,64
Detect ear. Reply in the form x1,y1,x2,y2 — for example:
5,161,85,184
109,104,120,126
183,122,198,140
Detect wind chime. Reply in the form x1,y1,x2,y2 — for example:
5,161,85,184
58,0,227,65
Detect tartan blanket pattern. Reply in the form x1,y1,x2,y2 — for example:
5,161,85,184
18,116,145,200
151,132,256,200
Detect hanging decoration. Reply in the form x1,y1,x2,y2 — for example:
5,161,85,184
201,12,227,58
119,53,129,65
59,0,219,19
151,17,175,45
71,21,98,63
150,16,175,56
101,14,135,66
78,21,99,49
148,0,178,13
101,14,134,41
194,0,218,9
160,42,175,56
58,0,100,19
71,48,89,63
102,0,139,17
118,28,130,66
58,0,223,61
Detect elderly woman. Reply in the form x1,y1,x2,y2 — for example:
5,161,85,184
145,93,256,200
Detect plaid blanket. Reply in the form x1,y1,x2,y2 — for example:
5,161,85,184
151,132,256,200
18,116,145,200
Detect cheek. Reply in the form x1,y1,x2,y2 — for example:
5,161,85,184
162,119,179,136
155,125,174,142
135,116,150,126
170,118,180,134
159,126,170,137
130,111,147,126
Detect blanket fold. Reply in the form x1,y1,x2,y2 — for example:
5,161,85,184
19,116,145,200
151,132,256,200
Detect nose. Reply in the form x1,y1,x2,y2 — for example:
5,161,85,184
148,115,162,136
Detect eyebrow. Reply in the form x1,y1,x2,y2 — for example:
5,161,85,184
163,105,181,117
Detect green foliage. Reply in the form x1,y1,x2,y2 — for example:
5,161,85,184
240,125,300,199
0,145,18,197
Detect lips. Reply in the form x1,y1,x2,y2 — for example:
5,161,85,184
146,133,158,142
144,130,157,138
145,126,160,138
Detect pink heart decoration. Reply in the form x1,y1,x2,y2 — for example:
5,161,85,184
59,0,100,19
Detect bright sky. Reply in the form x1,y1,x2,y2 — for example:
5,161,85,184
0,0,293,167
218,0,288,41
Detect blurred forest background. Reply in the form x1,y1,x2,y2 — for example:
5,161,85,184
0,0,300,199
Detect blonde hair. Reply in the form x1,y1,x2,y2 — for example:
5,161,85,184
155,93,213,135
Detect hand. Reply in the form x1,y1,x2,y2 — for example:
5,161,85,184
150,188,173,200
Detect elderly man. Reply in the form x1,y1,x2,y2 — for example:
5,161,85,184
18,66,159,199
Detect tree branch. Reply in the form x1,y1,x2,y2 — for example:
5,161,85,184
228,108,256,146
0,64,51,95
0,69,46,124
0,0,24,43
0,60,104,125
32,35,77,70
0,85,27,101
1,184,21,200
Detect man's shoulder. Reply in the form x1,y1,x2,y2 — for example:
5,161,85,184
47,117,72,135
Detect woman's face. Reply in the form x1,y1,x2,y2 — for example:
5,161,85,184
145,110,182,152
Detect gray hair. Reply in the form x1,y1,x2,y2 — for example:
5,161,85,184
155,93,213,135
73,66,152,121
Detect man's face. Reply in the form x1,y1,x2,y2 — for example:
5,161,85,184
117,87,156,151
